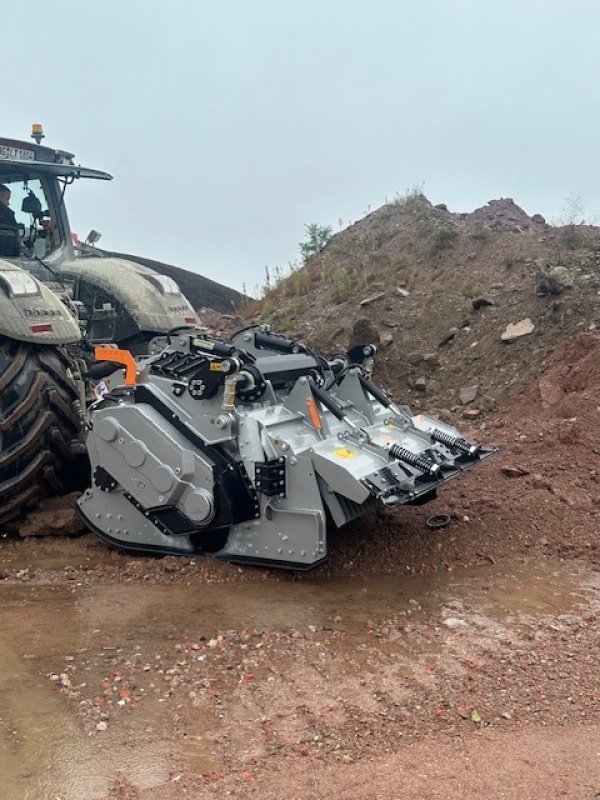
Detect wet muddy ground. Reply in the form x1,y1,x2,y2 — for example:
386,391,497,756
1,535,599,799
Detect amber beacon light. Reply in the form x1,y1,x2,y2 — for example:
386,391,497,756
31,123,45,145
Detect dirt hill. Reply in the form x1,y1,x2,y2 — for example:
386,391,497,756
246,194,600,425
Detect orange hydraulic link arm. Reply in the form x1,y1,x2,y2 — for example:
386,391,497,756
94,346,138,386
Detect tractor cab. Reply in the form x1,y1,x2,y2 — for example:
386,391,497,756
0,126,197,351
0,128,111,268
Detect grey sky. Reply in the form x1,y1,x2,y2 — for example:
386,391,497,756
5,1,600,292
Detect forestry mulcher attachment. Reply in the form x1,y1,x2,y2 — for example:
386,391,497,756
78,326,495,569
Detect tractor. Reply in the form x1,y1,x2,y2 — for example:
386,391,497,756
0,125,198,525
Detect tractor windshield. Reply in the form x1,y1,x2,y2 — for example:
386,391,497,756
0,176,61,259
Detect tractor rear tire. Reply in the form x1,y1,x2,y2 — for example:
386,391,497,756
0,336,86,527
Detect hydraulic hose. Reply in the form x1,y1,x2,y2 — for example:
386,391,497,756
254,331,299,353
358,374,392,407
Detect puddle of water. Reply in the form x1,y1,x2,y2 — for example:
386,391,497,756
69,558,592,639
0,640,169,800
0,557,594,799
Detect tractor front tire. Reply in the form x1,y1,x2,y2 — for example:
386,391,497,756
0,337,86,527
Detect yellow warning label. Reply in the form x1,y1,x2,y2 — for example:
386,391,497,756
333,447,358,459
209,361,224,371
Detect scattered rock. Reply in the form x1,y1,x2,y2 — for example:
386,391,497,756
414,377,427,392
348,318,381,347
536,264,574,296
471,297,495,311
422,353,440,370
501,466,530,478
359,292,385,307
409,352,440,371
531,213,546,225
459,385,479,405
462,409,481,419
395,287,410,297
501,318,535,342
443,617,467,629
381,332,394,347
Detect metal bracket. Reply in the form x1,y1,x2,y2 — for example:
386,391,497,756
93,466,117,492
254,458,286,497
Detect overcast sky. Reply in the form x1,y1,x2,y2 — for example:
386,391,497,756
5,1,600,293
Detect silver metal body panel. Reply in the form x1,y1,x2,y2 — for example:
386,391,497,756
59,256,197,333
0,259,80,344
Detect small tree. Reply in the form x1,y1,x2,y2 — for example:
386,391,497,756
558,193,587,249
560,193,586,225
299,223,333,265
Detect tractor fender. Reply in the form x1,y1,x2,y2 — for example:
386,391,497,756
60,257,197,334
0,259,80,344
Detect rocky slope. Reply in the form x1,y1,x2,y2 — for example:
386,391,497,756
249,195,600,424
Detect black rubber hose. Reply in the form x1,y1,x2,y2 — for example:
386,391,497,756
87,361,122,379
358,374,392,408
254,331,298,353
192,338,236,357
310,382,346,420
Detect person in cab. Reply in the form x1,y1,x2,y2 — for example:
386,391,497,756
0,184,20,256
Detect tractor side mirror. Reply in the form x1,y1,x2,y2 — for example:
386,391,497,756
85,230,102,246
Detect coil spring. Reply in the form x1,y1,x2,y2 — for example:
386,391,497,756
388,444,439,474
431,429,474,455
